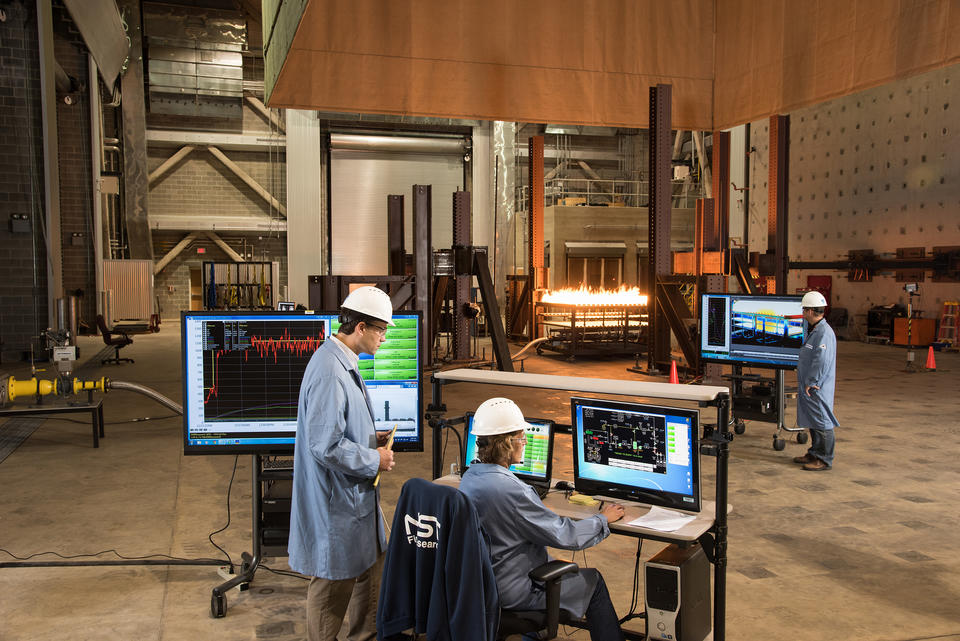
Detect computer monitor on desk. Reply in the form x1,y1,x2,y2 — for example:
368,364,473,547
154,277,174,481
571,397,701,512
463,413,555,487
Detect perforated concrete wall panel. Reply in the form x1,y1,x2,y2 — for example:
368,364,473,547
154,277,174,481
748,64,959,320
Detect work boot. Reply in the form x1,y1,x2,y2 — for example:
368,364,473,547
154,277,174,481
802,458,831,471
793,453,815,465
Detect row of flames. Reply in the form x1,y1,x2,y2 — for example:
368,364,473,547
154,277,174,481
540,285,649,307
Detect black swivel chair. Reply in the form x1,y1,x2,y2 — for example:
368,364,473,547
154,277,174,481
96,315,134,365
378,478,580,641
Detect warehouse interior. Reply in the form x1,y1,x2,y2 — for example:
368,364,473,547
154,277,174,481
1,1,959,640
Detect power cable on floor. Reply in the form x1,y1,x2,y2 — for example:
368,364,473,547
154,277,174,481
207,455,239,567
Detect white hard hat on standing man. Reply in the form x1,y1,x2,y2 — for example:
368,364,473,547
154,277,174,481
801,291,827,309
341,286,396,326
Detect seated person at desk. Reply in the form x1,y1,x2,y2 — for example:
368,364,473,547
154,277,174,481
459,397,626,641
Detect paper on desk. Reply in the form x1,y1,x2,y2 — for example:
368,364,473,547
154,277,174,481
627,506,696,532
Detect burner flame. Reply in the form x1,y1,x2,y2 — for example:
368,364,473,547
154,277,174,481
541,285,648,306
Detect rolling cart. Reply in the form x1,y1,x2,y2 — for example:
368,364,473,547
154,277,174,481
723,365,806,451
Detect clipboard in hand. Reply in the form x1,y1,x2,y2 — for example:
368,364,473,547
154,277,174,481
372,426,397,488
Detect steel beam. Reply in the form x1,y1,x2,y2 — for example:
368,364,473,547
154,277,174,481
711,130,731,257
528,135,545,340
768,115,790,294
117,0,153,260
413,185,433,367
244,95,285,133
474,249,513,372
648,84,673,372
148,145,195,185
154,232,199,274
452,191,472,360
387,195,404,276
147,129,285,151
204,231,243,262
207,146,287,217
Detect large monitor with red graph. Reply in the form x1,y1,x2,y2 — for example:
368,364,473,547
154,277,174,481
181,310,423,455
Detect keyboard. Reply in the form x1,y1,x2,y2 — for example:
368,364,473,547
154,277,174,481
262,458,293,471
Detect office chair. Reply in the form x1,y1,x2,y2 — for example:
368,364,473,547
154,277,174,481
96,315,134,365
377,478,580,641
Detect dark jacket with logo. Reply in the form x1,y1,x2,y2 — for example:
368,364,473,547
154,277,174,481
377,478,499,641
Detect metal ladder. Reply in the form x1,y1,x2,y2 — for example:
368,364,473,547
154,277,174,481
937,301,958,349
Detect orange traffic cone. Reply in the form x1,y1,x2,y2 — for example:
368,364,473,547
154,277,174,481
669,360,679,384
925,345,936,371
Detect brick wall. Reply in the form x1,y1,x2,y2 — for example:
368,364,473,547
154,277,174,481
0,2,49,361
153,232,288,318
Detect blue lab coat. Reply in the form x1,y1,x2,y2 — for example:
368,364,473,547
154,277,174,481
460,464,610,619
796,319,840,430
288,339,385,580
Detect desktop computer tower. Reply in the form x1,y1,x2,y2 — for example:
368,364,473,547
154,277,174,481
645,543,711,641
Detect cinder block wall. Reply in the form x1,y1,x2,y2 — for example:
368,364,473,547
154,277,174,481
0,3,49,361
749,64,960,321
153,233,288,318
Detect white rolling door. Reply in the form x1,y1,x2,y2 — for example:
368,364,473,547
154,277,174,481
330,140,464,275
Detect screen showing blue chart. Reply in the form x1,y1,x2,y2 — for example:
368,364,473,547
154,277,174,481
181,310,422,455
700,294,805,368
571,397,700,512
462,414,554,482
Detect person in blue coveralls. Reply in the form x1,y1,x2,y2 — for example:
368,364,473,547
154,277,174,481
793,290,840,471
288,286,397,641
460,397,627,641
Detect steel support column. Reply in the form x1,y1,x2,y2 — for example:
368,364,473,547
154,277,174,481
768,115,790,294
711,130,731,261
413,185,433,367
648,84,673,372
387,195,404,276
117,0,153,260
527,135,545,340
452,191,472,361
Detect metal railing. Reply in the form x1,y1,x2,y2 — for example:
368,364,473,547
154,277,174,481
520,178,704,209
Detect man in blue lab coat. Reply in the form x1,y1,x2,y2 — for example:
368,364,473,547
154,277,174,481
793,291,840,471
288,286,397,641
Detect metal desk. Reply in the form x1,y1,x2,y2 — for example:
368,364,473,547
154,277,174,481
0,399,104,448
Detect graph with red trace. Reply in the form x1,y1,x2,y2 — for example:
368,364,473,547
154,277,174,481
202,319,328,422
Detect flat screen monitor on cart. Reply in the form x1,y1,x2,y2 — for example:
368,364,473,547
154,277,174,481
181,310,423,455
700,293,805,369
571,397,701,512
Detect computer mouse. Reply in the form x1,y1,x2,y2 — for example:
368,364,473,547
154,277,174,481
554,480,574,491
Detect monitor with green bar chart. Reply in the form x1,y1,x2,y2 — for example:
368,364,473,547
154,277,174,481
181,309,423,455
571,397,700,512
462,412,555,483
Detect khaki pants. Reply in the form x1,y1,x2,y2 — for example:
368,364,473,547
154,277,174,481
306,555,383,641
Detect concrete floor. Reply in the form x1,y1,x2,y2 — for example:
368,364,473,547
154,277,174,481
1,323,959,641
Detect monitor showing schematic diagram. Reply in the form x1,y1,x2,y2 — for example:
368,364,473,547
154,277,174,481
181,310,423,455
571,397,700,512
700,293,805,369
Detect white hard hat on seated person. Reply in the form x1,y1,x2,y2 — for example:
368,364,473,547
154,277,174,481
341,286,396,326
801,291,827,309
472,397,532,436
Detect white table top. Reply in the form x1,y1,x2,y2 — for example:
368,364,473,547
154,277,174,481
435,474,722,542
434,368,729,403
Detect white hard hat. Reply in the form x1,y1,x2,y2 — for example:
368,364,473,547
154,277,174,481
801,291,827,308
341,286,395,326
472,398,532,436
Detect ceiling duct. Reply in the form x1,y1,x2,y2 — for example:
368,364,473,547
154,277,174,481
61,0,129,92
142,2,246,118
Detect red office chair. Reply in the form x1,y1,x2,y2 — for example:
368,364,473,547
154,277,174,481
96,315,134,365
